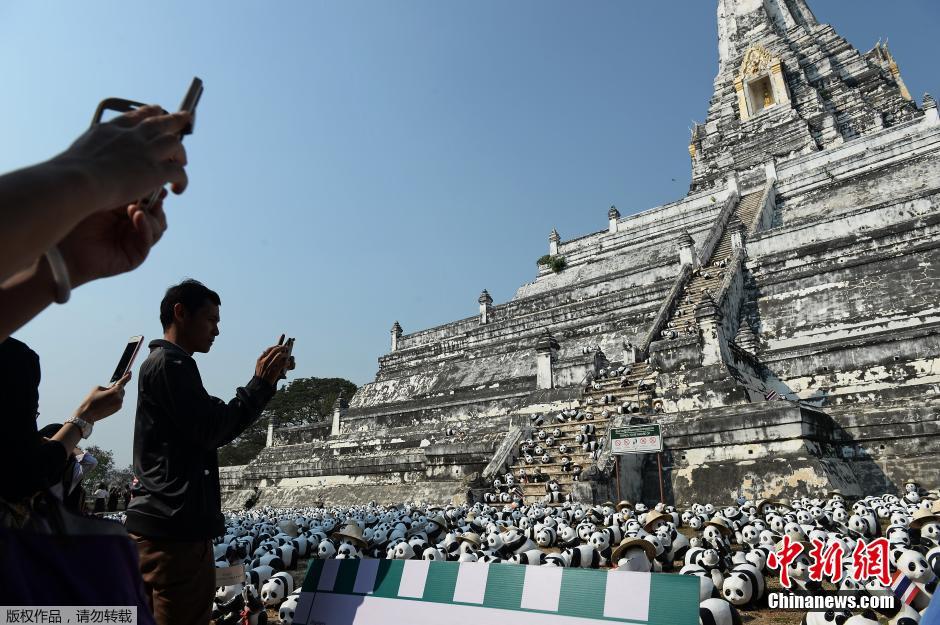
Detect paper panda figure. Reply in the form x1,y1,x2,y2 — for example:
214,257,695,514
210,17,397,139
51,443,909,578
240,585,267,625
893,548,936,609
278,591,301,625
544,553,567,567
721,563,765,608
336,540,361,559
423,546,446,561
800,610,851,625
582,424,596,436
541,454,551,464
678,565,719,601
564,544,601,569
245,565,275,591
571,464,583,481
531,414,545,427
216,580,246,605
317,539,337,559
699,598,742,625
260,571,294,607
536,526,557,547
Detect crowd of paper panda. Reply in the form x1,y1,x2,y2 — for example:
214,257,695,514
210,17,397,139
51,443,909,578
206,482,940,625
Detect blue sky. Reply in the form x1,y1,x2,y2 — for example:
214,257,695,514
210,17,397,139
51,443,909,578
4,1,937,468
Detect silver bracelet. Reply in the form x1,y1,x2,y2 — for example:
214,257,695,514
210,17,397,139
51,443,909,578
44,246,71,304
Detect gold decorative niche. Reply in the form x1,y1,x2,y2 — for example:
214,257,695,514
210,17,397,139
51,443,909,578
734,45,791,121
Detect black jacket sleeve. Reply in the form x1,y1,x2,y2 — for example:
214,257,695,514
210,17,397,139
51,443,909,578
153,356,275,451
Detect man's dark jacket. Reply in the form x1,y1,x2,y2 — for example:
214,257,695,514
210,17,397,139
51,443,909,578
124,340,275,540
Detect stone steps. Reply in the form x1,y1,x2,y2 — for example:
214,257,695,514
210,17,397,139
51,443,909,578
657,190,765,342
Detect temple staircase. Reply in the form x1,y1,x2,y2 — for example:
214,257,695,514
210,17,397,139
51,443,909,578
660,190,764,339
510,362,656,505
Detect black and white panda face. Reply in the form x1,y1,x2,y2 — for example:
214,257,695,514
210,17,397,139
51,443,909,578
741,525,759,545
278,593,299,625
787,553,811,581
577,523,596,542
589,531,610,551
552,428,561,438
922,521,940,543
318,540,337,559
896,549,931,582
702,525,724,545
536,527,556,547
722,572,754,606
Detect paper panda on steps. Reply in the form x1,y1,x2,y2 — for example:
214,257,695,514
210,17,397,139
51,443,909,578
698,597,742,625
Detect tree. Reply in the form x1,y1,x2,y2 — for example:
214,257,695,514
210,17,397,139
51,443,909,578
82,445,114,488
217,377,357,467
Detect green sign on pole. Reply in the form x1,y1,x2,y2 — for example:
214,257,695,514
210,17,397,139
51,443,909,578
609,424,663,454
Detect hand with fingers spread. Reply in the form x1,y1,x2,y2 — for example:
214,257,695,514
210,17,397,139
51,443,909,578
74,371,132,423
256,343,291,386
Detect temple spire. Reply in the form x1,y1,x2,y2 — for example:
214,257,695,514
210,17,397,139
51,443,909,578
717,0,817,71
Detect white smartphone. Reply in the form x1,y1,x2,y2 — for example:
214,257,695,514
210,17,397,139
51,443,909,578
110,336,145,385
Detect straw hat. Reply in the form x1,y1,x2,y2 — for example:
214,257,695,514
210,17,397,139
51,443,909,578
616,501,633,512
456,532,483,549
610,537,657,564
932,499,940,515
704,517,733,536
774,539,812,555
909,508,940,530
331,522,368,549
642,511,672,532
758,498,791,514
427,513,449,529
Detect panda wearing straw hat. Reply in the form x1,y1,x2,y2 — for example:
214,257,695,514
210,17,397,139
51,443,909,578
610,537,656,572
331,521,367,559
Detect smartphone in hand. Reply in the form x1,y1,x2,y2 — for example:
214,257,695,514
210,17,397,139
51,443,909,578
110,336,145,385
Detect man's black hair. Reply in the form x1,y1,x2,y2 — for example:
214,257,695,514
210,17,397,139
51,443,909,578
159,279,221,330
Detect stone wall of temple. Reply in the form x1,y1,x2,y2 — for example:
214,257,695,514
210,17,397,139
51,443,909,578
234,1,940,508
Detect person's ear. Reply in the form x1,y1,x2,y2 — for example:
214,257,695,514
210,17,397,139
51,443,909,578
173,302,187,323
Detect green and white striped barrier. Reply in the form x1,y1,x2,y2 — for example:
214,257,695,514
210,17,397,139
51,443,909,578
293,560,698,625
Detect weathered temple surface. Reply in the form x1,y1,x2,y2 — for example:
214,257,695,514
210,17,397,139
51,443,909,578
224,0,940,509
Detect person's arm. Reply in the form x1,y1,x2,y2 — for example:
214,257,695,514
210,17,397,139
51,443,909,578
0,191,168,341
0,107,190,284
152,346,288,451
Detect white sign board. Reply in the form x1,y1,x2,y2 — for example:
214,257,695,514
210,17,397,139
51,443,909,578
609,424,663,454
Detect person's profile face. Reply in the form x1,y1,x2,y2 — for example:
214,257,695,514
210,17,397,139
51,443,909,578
181,300,220,353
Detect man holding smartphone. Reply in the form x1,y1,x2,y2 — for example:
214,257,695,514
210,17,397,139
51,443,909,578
125,279,293,625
